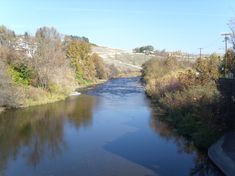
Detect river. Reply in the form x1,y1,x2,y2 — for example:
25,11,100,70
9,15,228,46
0,77,222,176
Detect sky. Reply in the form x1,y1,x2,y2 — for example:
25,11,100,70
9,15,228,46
0,0,235,54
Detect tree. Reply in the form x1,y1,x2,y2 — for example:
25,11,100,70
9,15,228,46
91,53,108,79
144,45,154,52
66,40,96,82
24,32,30,39
107,64,120,78
229,18,235,49
0,61,22,107
133,45,154,53
0,25,15,46
222,49,235,75
66,40,91,62
35,27,60,41
63,35,90,47
195,55,220,83
34,27,75,92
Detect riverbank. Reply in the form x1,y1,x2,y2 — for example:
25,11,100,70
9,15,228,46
0,72,141,115
141,57,228,150
0,77,222,175
0,79,107,115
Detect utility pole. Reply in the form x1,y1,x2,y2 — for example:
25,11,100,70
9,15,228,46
221,33,231,76
198,48,203,59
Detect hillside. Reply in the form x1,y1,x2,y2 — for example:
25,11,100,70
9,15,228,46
92,46,155,72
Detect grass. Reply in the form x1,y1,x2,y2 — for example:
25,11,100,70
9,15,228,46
24,93,66,107
24,79,107,108
157,83,221,150
142,57,227,150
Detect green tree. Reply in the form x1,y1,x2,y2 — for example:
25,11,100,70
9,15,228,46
133,45,154,53
66,40,96,82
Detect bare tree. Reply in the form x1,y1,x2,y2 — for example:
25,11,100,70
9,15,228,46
0,25,15,47
34,27,76,92
229,18,235,49
35,27,60,41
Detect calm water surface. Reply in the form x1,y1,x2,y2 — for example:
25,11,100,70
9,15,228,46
0,77,222,176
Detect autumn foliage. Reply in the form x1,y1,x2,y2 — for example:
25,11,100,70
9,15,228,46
142,55,227,149
0,26,112,108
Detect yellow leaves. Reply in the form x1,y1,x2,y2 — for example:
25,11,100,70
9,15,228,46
66,40,91,62
66,40,109,82
195,56,220,82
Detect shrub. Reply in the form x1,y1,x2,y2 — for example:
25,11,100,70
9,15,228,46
0,61,24,107
142,56,224,149
107,64,120,78
7,63,36,86
91,53,108,79
66,40,97,82
195,55,220,83
142,57,191,98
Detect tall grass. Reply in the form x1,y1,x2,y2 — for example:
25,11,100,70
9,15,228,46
142,56,228,150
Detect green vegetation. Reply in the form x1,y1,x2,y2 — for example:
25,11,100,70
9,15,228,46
7,63,35,86
66,40,109,84
142,55,230,150
133,45,154,54
0,26,118,110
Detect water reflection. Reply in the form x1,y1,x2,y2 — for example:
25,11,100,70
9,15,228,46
150,108,223,176
0,94,96,171
0,77,223,176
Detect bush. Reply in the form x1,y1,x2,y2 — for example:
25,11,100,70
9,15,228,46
142,57,191,98
0,61,24,107
195,55,220,83
107,64,120,78
91,53,108,79
7,63,36,86
142,56,225,149
66,40,97,82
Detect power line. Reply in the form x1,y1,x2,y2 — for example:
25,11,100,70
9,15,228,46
221,33,231,76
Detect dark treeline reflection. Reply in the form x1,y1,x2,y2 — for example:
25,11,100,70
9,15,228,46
150,109,223,176
0,95,96,172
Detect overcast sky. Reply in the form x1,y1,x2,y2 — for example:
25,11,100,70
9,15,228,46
1,0,235,53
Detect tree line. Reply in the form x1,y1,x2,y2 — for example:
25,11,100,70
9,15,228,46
0,26,120,108
141,35,235,150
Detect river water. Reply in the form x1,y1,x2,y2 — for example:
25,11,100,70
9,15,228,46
0,77,222,176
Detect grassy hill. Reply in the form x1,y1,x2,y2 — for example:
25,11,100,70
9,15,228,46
92,46,155,72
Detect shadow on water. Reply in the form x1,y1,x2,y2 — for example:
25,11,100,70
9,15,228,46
103,117,223,176
98,79,223,176
0,77,224,176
